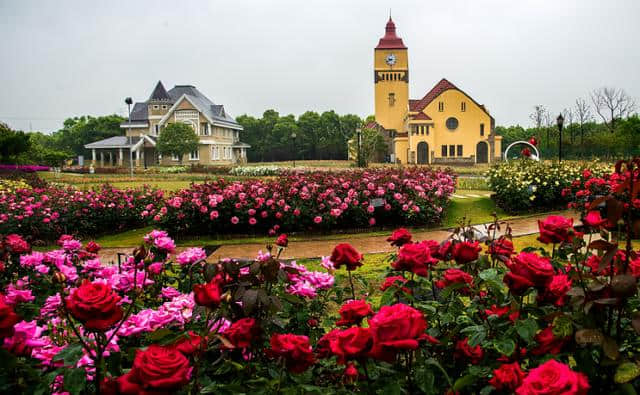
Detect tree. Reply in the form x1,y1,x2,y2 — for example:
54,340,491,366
156,122,199,164
52,114,125,156
529,105,546,148
297,111,321,160
574,98,592,147
349,126,388,167
18,131,71,166
0,122,31,163
591,87,636,133
562,108,574,142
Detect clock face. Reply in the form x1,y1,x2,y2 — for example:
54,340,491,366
385,53,396,66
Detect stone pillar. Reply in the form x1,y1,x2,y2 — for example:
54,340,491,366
119,148,123,166
92,149,96,164
100,151,104,167
136,147,142,167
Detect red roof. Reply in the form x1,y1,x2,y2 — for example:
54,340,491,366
365,121,380,129
409,78,458,112
410,112,432,120
375,17,407,49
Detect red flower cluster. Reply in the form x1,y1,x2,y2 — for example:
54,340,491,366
0,293,20,338
392,242,438,277
65,280,123,331
117,344,191,394
452,241,481,264
268,333,315,373
330,243,363,271
537,215,578,244
489,362,525,391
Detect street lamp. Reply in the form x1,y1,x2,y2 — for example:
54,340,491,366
291,132,297,168
556,113,564,162
356,127,362,167
125,97,133,177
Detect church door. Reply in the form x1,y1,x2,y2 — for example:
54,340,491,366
417,142,429,164
476,142,488,163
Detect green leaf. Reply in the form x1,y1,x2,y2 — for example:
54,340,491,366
615,362,640,384
63,368,86,395
415,367,435,395
54,343,84,366
453,374,477,391
493,338,516,356
515,318,539,343
425,358,453,388
478,268,499,282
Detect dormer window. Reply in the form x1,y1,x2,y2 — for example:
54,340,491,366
153,105,159,110
161,105,167,109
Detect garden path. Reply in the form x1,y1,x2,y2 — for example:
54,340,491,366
96,211,580,263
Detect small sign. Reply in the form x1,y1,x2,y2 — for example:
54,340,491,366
370,198,385,208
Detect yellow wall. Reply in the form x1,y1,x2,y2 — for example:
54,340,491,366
408,89,496,163
374,48,408,138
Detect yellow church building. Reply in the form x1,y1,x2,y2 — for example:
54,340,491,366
372,17,501,164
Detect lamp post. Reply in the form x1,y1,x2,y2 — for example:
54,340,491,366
291,132,297,168
125,97,133,177
556,113,564,162
356,127,362,167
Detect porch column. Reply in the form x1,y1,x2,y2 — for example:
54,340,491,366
92,149,96,164
140,148,145,168
136,147,142,167
100,151,104,167
119,148,123,166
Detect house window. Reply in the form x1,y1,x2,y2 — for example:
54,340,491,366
480,123,485,136
161,105,167,109
449,145,455,156
446,117,459,130
200,123,209,136
457,145,463,156
212,146,220,160
388,93,396,106
438,102,444,112
172,153,180,161
153,105,159,110
441,145,447,157
154,124,159,135
461,102,466,112
189,150,199,161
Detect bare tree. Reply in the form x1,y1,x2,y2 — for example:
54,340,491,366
529,105,546,147
590,87,636,133
543,110,554,149
574,98,592,147
562,108,574,143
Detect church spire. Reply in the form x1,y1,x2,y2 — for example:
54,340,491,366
376,16,407,49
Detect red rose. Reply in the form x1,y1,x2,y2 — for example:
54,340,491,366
223,317,260,349
537,215,575,244
171,331,205,355
193,275,223,309
268,333,315,373
336,299,373,327
452,241,481,264
484,304,510,318
392,242,438,277
531,326,568,355
344,362,359,383
127,344,191,393
65,280,123,331
455,338,484,364
316,328,340,358
539,274,572,306
85,241,101,253
529,137,537,146
330,243,363,271
329,326,373,363
386,228,412,247
522,148,532,157
0,294,20,338
583,210,606,228
57,234,74,246
507,252,554,288
276,234,288,247
489,362,525,391
435,268,474,293
5,234,29,254
368,303,428,362
434,241,453,261
116,372,142,395
516,359,589,395
488,237,514,259
379,275,411,294
504,271,536,295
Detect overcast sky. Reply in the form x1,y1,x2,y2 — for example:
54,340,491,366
1,0,639,133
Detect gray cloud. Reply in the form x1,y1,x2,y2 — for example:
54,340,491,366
1,0,638,133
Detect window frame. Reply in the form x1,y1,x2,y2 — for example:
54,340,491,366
457,145,463,156
441,145,447,157
189,149,199,161
449,145,455,157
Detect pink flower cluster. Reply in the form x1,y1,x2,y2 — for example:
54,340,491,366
283,261,335,298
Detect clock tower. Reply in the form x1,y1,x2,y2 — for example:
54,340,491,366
374,17,408,161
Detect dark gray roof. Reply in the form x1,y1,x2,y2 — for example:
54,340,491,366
149,81,172,102
167,85,241,128
232,142,251,148
84,136,141,149
130,103,148,121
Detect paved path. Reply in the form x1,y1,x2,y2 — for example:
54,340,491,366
97,211,580,263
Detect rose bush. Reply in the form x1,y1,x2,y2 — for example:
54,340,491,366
2,160,640,393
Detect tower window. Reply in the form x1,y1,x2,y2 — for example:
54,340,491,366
388,93,396,106
153,105,159,110
441,145,447,157
461,102,466,112
438,102,444,112
457,145,463,156
480,123,485,136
